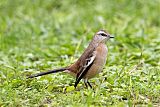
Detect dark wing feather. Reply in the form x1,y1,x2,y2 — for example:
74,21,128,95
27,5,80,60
74,49,96,88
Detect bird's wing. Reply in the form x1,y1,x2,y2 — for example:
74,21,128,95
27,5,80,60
74,49,97,88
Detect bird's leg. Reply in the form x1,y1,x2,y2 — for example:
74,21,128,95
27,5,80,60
87,81,92,89
84,79,88,88
84,79,92,89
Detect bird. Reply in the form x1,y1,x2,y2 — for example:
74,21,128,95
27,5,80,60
28,30,114,88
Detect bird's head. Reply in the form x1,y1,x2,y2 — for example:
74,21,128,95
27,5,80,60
94,30,114,43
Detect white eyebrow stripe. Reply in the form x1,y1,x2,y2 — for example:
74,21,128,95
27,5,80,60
97,31,106,35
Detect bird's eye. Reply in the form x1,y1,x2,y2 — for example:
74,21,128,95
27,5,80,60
101,33,107,36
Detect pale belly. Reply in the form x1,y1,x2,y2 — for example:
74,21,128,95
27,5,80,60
84,44,108,79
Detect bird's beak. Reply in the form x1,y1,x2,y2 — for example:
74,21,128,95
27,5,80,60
110,35,114,38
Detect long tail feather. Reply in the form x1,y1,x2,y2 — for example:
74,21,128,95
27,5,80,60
28,68,67,78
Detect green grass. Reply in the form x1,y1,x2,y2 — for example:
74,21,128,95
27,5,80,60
0,0,160,106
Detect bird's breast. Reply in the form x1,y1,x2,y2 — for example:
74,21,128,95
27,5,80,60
95,43,108,65
85,43,108,79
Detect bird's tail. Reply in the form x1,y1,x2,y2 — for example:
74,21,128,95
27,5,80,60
28,68,67,78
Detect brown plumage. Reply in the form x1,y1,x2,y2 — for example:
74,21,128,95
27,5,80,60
28,30,114,88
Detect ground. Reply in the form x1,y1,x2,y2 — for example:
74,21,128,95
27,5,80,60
0,0,160,106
